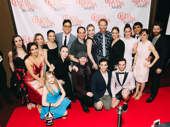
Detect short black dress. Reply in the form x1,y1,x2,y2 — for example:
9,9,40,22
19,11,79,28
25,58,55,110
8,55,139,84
43,42,58,71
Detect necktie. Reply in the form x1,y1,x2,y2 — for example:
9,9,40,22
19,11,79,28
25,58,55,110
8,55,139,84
64,36,67,46
103,34,106,57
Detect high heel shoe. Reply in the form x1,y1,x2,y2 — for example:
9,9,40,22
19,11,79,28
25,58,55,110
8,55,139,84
135,93,143,100
132,92,139,98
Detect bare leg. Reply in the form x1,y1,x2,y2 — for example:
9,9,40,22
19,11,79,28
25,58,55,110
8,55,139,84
62,111,68,119
135,82,145,100
132,82,140,98
37,104,42,113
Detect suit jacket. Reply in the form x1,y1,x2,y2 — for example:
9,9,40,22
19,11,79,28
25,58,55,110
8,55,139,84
55,32,77,53
149,36,170,70
111,70,135,98
72,64,92,99
91,70,112,102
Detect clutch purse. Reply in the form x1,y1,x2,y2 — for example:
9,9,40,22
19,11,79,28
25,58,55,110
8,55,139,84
30,80,39,90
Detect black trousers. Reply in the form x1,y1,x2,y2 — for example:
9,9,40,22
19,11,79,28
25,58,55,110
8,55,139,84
150,68,161,98
0,63,11,101
80,95,94,107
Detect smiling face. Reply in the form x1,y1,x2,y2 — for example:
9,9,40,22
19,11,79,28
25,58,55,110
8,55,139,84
99,21,107,33
140,31,149,42
48,74,55,84
30,45,39,56
87,26,95,38
63,22,72,35
60,47,69,59
153,25,162,36
47,32,55,42
79,57,88,66
99,61,108,73
14,37,23,48
111,29,119,39
36,35,44,46
77,28,86,40
124,28,132,38
133,25,142,35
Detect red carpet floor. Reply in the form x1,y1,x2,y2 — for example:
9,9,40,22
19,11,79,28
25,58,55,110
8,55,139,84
7,87,170,127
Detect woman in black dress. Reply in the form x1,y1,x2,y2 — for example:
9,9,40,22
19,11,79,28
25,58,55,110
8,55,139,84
50,46,78,100
86,24,98,70
43,30,58,71
108,27,125,71
8,35,29,105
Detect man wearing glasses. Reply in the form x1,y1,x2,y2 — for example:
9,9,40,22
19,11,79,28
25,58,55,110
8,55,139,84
55,19,77,53
70,26,87,65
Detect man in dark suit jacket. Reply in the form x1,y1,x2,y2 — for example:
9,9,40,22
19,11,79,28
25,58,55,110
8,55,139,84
72,52,94,113
146,21,170,102
55,19,77,52
132,22,143,42
91,58,112,111
0,50,14,110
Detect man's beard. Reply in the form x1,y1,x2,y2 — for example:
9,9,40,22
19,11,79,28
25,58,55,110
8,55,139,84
153,31,161,36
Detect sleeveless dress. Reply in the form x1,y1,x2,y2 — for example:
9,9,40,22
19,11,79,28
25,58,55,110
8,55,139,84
122,38,137,71
43,42,58,71
86,37,98,65
40,87,71,119
24,55,43,104
133,41,151,83
13,56,29,104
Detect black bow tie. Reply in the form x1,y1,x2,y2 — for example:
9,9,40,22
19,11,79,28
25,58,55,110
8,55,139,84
136,36,140,39
119,72,125,74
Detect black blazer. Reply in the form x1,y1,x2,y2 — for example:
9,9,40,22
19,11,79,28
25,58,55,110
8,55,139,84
91,70,112,102
149,36,170,70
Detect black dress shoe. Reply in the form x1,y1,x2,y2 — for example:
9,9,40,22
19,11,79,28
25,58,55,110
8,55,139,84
81,104,90,113
123,104,128,112
143,89,151,93
67,104,71,109
6,99,14,105
146,97,155,103
0,101,2,110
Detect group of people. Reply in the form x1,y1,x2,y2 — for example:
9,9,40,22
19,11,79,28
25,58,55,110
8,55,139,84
0,19,169,120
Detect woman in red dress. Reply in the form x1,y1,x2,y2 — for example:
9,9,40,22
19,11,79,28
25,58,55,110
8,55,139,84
24,42,44,113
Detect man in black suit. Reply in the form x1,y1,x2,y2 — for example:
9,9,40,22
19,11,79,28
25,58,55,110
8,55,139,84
91,58,112,111
146,21,170,102
0,50,14,110
132,22,143,42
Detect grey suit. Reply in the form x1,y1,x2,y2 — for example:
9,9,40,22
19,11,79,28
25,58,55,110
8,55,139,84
55,32,77,53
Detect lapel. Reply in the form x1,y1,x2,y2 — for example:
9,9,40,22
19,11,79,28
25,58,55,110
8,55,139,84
99,70,107,86
116,72,129,86
122,72,128,86
67,34,72,47
154,36,162,49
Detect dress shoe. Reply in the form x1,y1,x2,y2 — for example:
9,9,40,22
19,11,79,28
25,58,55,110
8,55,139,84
67,104,71,109
123,104,128,112
143,89,151,93
135,93,143,100
81,104,90,113
0,101,2,110
146,96,155,103
6,99,14,105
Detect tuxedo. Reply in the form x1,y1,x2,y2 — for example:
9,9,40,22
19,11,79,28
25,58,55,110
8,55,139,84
91,70,112,102
55,32,77,53
149,36,170,97
111,70,135,98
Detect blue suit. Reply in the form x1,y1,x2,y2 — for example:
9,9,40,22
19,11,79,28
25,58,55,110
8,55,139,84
91,70,112,102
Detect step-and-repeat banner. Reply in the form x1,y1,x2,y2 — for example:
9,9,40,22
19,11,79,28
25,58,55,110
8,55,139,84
10,0,151,44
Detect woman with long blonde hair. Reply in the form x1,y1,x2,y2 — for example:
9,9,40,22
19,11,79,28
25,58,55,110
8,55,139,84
40,71,71,119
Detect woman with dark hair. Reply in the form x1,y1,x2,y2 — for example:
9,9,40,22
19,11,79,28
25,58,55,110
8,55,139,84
43,30,58,71
132,29,159,100
8,35,29,105
50,46,78,103
108,27,125,71
24,42,45,113
86,24,98,70
121,23,138,71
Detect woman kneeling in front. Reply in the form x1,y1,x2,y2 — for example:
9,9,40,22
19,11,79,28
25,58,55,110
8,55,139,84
40,71,71,119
